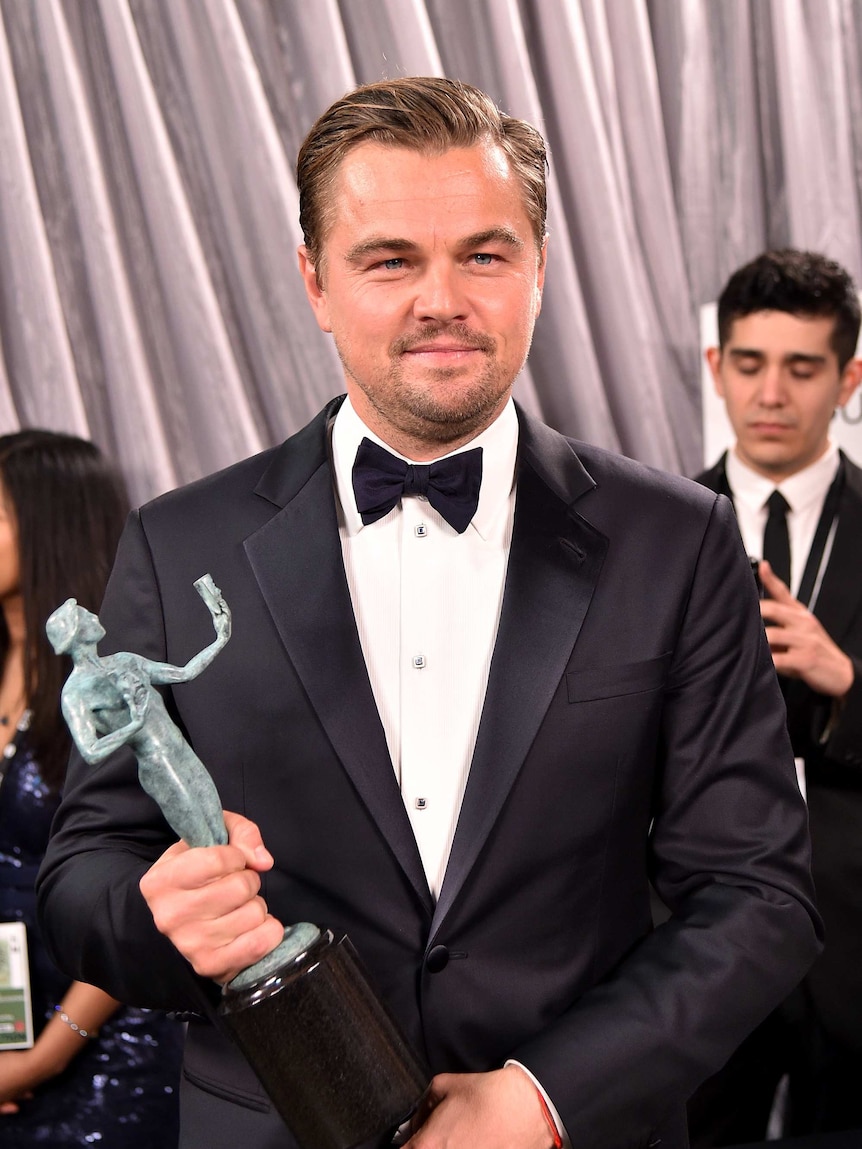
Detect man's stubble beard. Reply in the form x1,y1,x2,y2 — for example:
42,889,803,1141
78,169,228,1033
337,333,524,449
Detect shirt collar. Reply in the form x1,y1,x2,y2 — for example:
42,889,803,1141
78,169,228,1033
726,441,840,515
331,396,519,540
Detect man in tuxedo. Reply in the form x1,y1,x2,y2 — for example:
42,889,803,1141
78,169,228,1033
37,80,820,1149
689,249,862,1144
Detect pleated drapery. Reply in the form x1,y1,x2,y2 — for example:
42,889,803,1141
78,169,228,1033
1,0,861,502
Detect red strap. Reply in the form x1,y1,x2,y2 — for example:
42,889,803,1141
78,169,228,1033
535,1086,563,1149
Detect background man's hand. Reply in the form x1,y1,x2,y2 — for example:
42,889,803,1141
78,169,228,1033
139,810,284,984
403,1065,557,1149
759,561,854,697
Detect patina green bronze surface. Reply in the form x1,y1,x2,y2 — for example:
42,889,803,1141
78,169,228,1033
47,575,320,980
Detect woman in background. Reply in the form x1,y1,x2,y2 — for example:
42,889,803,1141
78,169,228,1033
0,430,184,1146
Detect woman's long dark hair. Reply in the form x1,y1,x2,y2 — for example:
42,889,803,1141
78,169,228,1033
0,431,129,789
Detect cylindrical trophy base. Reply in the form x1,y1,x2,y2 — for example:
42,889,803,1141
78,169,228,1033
218,930,428,1149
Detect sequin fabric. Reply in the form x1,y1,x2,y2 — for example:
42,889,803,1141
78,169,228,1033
0,721,184,1147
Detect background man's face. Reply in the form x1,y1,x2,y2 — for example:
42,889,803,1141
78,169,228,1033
298,140,546,456
707,310,861,480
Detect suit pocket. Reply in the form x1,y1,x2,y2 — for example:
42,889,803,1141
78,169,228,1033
566,652,672,703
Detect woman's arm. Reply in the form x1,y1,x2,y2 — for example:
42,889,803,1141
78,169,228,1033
0,983,122,1114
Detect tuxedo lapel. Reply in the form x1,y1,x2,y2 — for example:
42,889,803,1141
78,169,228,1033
813,458,862,642
243,405,431,911
700,454,733,503
432,412,607,932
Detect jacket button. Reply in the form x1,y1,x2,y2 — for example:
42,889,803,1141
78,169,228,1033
425,944,450,973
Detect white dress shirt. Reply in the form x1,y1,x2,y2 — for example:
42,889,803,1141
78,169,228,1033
331,396,567,1145
331,396,517,899
726,443,840,606
726,442,842,801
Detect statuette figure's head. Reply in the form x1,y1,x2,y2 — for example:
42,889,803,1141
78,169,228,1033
46,598,105,655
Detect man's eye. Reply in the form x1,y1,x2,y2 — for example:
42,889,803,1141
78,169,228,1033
381,258,404,270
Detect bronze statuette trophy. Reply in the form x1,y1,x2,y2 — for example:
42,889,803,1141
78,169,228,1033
47,576,428,1149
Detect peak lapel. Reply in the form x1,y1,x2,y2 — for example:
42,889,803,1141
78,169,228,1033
432,414,607,932
813,461,862,642
244,410,430,911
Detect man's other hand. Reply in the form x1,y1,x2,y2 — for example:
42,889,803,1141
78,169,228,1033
403,1065,557,1149
759,560,854,697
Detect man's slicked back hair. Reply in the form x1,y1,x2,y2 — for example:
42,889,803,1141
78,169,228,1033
718,249,861,370
297,76,548,276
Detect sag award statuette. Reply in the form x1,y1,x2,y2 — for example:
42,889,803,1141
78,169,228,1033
46,577,428,1149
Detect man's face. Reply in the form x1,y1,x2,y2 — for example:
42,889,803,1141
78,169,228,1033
298,140,546,457
707,310,862,480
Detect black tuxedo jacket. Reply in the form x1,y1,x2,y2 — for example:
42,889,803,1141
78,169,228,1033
39,402,821,1149
698,452,862,1052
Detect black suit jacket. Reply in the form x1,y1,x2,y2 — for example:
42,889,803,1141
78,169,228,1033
38,403,821,1149
698,451,862,1052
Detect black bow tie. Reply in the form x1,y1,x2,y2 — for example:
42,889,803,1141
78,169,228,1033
352,438,483,534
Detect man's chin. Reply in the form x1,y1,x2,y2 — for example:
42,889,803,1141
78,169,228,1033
744,449,800,477
409,393,507,428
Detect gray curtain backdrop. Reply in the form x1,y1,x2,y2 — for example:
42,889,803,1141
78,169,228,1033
1,0,861,504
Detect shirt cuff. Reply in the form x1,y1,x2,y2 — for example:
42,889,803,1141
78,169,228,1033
505,1059,571,1148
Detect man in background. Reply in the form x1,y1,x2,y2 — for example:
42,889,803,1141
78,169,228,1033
38,81,820,1149
691,249,862,1144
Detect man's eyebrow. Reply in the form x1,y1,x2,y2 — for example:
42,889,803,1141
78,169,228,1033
460,227,525,251
727,347,827,366
344,238,418,264
784,352,827,366
343,227,527,265
727,348,765,360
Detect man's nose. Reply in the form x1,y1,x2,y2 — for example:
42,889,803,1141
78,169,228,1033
758,366,786,406
412,263,469,323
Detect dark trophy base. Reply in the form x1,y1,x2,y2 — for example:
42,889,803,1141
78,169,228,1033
218,929,428,1149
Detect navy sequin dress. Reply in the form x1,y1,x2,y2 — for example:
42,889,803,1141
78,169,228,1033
0,714,185,1146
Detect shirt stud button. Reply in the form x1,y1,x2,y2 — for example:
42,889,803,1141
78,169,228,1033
412,655,426,669
415,523,428,537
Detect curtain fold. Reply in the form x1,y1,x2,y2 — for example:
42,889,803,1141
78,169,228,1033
36,0,176,500
0,0,860,499
0,3,88,437
771,0,862,280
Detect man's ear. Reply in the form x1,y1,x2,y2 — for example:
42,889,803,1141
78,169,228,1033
705,346,725,397
836,356,862,409
297,246,332,333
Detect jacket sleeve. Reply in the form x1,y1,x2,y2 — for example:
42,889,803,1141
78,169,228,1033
36,509,223,1016
822,654,862,767
783,638,862,773
511,494,823,1149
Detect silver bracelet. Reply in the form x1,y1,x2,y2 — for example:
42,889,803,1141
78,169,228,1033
54,1004,98,1039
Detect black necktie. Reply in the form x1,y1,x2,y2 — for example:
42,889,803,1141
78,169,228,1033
763,490,791,587
352,437,482,534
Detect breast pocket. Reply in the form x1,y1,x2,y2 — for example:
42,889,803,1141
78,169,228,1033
566,652,673,703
